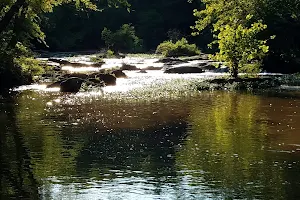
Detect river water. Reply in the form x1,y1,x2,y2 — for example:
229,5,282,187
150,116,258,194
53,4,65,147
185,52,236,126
1,62,300,199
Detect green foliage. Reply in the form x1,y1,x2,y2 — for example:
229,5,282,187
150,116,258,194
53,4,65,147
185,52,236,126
0,0,127,91
90,49,115,61
106,49,115,58
193,0,300,74
156,38,200,57
101,24,143,53
213,21,269,77
193,0,271,78
89,56,104,63
101,27,114,49
15,56,44,78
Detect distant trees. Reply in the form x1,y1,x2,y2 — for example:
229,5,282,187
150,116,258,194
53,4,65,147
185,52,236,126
101,24,143,53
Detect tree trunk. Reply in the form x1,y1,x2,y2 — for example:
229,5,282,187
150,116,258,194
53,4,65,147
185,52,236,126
0,0,26,35
231,62,239,79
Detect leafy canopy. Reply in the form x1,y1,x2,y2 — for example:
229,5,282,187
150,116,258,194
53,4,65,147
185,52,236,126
192,0,270,77
214,19,269,76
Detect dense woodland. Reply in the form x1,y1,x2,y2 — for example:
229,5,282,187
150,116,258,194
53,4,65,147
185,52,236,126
1,0,300,91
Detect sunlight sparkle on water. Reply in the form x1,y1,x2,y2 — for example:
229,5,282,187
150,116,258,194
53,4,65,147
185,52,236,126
61,66,102,72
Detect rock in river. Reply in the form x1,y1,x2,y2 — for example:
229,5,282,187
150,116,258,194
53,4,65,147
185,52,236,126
60,77,85,92
89,73,117,86
164,66,204,74
111,70,127,78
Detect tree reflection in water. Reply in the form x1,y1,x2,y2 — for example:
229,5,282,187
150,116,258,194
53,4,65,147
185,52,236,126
2,91,300,199
176,93,285,199
0,97,39,199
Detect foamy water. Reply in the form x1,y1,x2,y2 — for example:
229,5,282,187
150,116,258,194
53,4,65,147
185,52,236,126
15,56,230,94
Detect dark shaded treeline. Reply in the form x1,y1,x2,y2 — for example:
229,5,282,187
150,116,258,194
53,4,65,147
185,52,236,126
39,0,205,51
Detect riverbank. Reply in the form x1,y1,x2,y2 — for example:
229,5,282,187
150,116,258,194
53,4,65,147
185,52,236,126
6,53,300,95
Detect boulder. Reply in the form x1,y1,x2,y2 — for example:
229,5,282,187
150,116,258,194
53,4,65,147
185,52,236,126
213,66,229,73
144,66,163,70
86,78,105,86
111,70,127,78
138,69,147,73
155,57,186,65
164,66,204,74
89,73,117,86
63,73,88,79
60,77,84,92
46,80,63,88
120,63,139,70
48,58,71,65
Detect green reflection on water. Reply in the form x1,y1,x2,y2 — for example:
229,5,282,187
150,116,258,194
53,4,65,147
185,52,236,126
0,97,40,199
176,92,285,199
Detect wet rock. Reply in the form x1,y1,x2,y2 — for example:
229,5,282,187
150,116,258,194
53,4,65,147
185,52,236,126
184,54,210,61
63,73,88,79
46,80,63,88
213,66,229,73
48,58,71,65
144,66,163,70
120,63,139,70
53,66,62,71
156,57,186,65
48,58,104,67
86,78,104,86
89,73,117,86
138,69,147,73
164,66,204,74
201,64,216,71
60,77,84,92
111,70,127,78
115,53,126,58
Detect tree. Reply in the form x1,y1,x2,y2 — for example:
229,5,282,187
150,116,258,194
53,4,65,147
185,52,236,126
101,24,143,53
193,0,270,78
193,0,300,74
213,20,269,78
0,0,127,91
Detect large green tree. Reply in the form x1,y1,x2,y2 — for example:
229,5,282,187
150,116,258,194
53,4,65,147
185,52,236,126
193,0,300,74
193,0,270,78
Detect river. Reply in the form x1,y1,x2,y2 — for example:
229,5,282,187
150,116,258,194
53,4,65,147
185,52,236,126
1,57,300,199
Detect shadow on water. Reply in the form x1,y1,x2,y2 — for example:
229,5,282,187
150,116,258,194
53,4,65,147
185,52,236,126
0,97,40,199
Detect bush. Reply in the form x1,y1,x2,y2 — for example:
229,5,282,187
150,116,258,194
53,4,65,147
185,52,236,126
101,24,143,53
156,38,200,57
15,56,44,78
106,49,115,58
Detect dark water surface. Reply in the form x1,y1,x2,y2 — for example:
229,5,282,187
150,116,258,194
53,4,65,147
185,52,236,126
1,90,300,199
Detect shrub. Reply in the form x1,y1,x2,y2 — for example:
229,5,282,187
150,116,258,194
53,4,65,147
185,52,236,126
156,38,200,57
15,56,44,78
101,24,143,53
106,49,115,58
